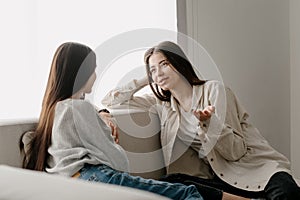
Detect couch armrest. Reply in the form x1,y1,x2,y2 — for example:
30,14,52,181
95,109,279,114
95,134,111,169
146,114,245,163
0,119,37,167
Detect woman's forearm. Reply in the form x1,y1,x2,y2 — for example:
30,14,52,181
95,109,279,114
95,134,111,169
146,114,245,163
136,76,149,87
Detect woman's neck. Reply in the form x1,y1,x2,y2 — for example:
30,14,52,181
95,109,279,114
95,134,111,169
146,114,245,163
170,80,193,112
71,91,85,100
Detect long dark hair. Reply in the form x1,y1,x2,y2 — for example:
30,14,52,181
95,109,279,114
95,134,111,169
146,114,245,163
144,41,206,101
19,42,96,171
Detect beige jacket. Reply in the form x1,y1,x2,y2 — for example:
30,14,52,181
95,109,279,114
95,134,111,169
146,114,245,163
102,79,291,191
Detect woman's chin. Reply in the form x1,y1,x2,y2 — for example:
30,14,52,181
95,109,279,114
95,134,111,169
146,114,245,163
161,86,169,91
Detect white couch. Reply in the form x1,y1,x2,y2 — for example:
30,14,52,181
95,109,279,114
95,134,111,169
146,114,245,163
0,111,168,200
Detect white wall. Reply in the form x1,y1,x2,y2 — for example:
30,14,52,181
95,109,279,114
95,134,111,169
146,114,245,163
0,0,37,120
182,0,291,158
0,0,176,121
290,0,300,178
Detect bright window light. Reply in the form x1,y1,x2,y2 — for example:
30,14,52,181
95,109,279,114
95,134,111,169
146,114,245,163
0,0,176,121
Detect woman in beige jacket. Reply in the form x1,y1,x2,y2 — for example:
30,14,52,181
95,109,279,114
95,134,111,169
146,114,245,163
102,41,300,200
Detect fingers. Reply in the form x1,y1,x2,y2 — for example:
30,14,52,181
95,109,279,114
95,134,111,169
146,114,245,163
206,106,215,113
98,112,119,144
193,110,207,121
203,106,215,115
109,121,119,144
193,106,215,121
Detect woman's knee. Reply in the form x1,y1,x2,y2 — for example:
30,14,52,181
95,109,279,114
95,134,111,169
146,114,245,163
265,172,300,200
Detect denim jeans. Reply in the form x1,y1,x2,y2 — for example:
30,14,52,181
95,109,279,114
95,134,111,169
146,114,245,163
78,164,203,200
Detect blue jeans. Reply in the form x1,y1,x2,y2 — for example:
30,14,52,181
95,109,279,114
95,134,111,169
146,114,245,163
78,164,203,200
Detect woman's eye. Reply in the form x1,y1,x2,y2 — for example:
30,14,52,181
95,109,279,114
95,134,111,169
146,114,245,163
150,68,156,73
161,61,169,67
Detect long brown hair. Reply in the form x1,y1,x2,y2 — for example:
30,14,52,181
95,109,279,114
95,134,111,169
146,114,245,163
144,41,206,101
19,42,96,171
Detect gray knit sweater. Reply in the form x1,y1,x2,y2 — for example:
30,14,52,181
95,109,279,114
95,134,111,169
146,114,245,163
46,99,129,176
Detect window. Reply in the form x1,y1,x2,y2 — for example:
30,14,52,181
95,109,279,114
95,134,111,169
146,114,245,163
0,0,176,120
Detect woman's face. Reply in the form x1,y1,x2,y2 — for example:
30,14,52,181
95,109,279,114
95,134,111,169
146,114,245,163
82,71,97,94
149,52,181,90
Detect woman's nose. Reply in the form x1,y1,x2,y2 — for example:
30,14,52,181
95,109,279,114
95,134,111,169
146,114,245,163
156,67,163,76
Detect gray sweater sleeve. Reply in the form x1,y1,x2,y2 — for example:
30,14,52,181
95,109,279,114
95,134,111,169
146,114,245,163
47,99,129,176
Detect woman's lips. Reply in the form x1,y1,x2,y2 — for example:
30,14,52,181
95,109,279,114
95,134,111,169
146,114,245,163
158,77,168,84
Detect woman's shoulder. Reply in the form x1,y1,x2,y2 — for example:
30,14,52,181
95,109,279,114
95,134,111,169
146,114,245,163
56,99,95,114
195,80,225,91
204,80,223,87
195,80,237,99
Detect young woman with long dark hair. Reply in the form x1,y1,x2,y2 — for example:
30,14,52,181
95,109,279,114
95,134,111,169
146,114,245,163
102,41,300,200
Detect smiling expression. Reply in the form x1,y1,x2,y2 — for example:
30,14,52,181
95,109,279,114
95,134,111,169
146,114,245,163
149,52,181,90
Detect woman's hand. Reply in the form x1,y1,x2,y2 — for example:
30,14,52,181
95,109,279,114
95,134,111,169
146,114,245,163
98,112,119,144
193,106,215,121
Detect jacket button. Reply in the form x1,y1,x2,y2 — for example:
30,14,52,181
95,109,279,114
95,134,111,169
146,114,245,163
234,182,237,185
220,173,224,177
210,158,214,162
246,185,249,189
258,185,261,189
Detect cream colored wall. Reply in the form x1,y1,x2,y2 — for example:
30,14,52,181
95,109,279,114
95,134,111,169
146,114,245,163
181,0,291,158
290,0,300,178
